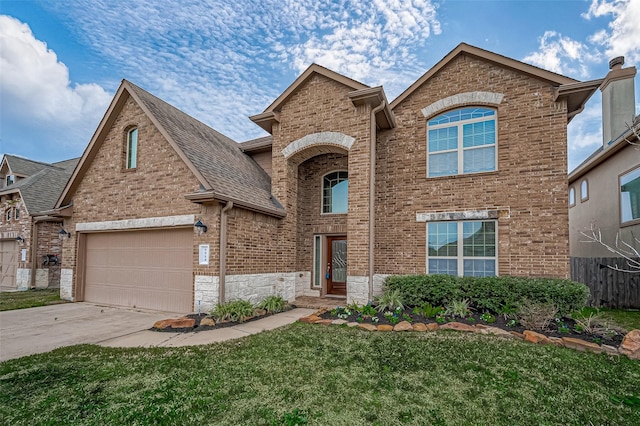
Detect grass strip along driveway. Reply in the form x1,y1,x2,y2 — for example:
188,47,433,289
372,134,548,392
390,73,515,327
0,289,64,311
1,323,639,425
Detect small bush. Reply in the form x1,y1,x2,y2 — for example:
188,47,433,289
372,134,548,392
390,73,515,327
412,302,444,319
384,275,589,315
211,299,255,323
445,299,472,318
257,295,288,313
375,288,404,313
518,300,558,331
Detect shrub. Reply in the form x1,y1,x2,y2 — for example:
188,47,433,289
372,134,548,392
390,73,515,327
412,302,444,319
445,299,472,318
375,288,404,313
257,295,288,313
211,299,255,323
384,274,462,306
518,300,558,331
384,275,589,315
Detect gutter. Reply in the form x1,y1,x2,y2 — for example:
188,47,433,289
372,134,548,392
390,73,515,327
219,201,233,304
184,190,285,219
369,100,387,302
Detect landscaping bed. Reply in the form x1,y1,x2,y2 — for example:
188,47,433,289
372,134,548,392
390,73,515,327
318,305,626,346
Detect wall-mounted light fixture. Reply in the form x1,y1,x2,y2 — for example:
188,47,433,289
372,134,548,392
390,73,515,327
15,236,24,242
194,220,208,235
59,228,71,238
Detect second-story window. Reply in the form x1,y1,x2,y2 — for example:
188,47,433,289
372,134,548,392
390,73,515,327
427,107,497,177
126,127,138,169
6,174,15,186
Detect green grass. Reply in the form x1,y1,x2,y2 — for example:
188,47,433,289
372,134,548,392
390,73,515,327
0,289,65,311
1,324,639,425
577,307,640,332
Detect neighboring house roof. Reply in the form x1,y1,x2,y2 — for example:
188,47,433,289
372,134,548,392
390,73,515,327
240,136,273,153
390,42,595,122
0,154,79,215
57,80,284,217
569,116,640,183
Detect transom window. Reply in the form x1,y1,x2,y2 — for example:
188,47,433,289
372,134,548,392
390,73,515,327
620,166,640,224
427,221,497,277
322,171,348,214
126,127,138,169
427,107,496,177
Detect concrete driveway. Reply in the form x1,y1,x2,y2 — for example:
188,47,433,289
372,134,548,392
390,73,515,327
0,303,176,362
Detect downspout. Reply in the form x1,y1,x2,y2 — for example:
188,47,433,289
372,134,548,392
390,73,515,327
30,219,37,289
219,201,233,304
369,100,386,302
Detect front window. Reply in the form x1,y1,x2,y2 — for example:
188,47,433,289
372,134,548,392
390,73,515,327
620,166,640,224
427,107,496,177
126,128,138,169
427,221,497,277
322,171,348,214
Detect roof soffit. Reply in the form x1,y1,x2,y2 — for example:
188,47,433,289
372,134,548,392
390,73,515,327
391,42,579,109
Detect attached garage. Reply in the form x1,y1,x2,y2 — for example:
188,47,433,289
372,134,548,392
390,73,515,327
81,228,193,313
0,239,18,289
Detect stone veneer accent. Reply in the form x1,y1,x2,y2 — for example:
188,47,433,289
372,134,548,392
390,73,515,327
347,276,369,305
75,214,195,232
416,209,499,222
421,91,504,118
16,269,30,290
195,272,304,313
60,269,73,301
281,132,355,159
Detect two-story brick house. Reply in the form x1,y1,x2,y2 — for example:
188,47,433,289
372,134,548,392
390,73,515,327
0,155,78,290
54,43,599,313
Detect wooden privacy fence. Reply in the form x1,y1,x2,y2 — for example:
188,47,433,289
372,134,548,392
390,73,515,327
571,257,640,309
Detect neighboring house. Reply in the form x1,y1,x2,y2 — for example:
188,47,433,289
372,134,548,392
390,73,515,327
569,57,640,308
0,155,79,290
52,43,598,313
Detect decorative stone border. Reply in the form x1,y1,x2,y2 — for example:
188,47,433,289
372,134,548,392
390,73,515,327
299,312,640,360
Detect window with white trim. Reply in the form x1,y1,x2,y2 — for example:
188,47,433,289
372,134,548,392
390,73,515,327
620,166,640,224
5,209,11,221
427,107,496,177
126,127,138,169
322,171,348,214
427,221,497,277
6,174,15,186
14,206,19,220
569,187,576,207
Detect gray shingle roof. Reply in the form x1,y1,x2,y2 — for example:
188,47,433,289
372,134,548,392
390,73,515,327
126,81,282,215
1,155,78,215
240,136,273,152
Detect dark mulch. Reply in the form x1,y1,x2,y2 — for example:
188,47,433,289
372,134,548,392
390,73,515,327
319,307,625,346
152,306,293,333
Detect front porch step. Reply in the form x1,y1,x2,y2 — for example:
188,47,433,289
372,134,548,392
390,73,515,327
293,296,347,310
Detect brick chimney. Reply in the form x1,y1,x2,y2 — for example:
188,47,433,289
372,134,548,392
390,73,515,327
601,56,636,148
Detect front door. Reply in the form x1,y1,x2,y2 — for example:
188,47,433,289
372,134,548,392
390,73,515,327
326,236,347,296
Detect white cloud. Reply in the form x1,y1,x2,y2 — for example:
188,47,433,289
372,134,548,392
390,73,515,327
584,0,640,63
567,99,603,171
523,31,599,79
0,15,111,129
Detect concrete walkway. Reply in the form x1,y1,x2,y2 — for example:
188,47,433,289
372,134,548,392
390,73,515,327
98,308,317,348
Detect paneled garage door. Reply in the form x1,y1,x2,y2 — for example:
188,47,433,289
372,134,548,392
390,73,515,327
0,240,18,289
83,228,193,313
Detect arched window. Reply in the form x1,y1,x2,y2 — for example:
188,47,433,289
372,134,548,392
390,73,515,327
580,179,589,201
427,107,497,177
126,127,138,169
322,171,348,214
569,187,576,207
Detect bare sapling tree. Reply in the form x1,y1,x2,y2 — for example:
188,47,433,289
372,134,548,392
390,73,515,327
581,225,640,273
622,121,640,148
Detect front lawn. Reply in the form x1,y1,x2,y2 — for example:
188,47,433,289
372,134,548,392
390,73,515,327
1,323,639,425
0,289,64,311
578,306,640,332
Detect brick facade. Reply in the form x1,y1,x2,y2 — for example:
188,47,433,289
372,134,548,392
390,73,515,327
375,54,570,278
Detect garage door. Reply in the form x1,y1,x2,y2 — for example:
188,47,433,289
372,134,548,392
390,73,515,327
84,228,193,312
0,240,18,289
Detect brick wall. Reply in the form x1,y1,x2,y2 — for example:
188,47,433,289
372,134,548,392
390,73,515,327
225,207,280,274
270,74,371,277
1,196,32,268
375,53,570,278
296,153,348,272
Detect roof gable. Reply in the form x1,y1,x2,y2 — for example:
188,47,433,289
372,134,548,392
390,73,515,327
391,43,578,109
57,80,283,216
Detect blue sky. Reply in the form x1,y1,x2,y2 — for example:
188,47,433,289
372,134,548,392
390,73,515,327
1,0,639,171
